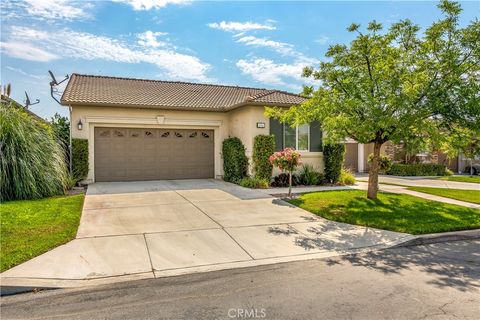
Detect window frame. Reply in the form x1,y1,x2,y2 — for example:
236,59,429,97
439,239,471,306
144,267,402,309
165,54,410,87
283,124,310,151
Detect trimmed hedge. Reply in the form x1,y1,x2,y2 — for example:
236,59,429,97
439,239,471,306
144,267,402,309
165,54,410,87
222,137,248,183
253,135,275,181
72,139,89,182
387,163,450,176
324,143,345,183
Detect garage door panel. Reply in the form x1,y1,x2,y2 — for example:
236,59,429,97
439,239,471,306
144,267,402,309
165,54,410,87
95,127,214,182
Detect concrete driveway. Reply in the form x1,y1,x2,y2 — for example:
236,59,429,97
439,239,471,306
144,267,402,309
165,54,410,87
1,180,412,289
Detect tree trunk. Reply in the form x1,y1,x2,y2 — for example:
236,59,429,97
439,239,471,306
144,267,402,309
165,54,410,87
288,171,292,198
470,158,473,176
367,141,382,200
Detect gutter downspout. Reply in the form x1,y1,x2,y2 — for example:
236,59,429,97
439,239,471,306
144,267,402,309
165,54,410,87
69,104,73,175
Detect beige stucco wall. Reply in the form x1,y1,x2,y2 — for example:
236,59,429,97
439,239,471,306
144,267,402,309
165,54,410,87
70,104,324,183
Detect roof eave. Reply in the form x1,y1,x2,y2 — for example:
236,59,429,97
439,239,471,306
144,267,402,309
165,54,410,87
63,101,229,112
226,101,302,111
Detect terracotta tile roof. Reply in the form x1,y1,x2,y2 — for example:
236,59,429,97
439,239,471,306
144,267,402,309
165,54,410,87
61,74,306,111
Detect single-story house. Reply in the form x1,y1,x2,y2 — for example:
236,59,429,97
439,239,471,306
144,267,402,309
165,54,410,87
61,74,325,183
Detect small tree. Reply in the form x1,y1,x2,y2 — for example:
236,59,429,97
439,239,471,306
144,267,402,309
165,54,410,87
253,135,275,181
267,0,479,199
269,148,302,197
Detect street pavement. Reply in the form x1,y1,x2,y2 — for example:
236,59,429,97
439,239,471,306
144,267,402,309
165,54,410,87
2,240,479,320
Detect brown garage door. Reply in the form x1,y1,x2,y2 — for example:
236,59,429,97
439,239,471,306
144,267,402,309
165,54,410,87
94,127,214,182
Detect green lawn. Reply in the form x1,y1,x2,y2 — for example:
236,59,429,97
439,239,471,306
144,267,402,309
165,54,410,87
288,190,480,235
437,176,480,184
1,194,84,272
407,187,480,204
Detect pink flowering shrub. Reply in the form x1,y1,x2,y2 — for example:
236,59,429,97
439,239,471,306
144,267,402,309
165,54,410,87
269,148,302,197
269,148,302,172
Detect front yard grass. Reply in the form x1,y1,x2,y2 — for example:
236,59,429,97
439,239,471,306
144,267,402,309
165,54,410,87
437,176,480,184
1,194,84,272
407,187,480,204
288,190,480,235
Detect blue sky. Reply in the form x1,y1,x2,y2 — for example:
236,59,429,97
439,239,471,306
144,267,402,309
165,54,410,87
1,0,478,118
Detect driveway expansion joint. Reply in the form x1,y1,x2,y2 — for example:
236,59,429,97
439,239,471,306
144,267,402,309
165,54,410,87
143,233,155,273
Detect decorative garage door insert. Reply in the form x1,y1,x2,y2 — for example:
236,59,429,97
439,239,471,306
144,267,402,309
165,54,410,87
94,128,214,182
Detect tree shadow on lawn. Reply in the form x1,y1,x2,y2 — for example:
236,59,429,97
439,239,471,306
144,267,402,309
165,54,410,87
291,191,480,235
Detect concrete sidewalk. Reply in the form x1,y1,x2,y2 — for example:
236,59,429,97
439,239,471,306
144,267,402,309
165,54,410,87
1,180,413,292
356,175,480,190
377,183,480,209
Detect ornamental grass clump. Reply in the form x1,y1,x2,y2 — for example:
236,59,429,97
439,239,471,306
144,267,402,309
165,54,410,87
269,148,302,197
0,102,68,201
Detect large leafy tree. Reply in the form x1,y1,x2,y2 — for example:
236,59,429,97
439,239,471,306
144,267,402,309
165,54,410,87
268,0,479,199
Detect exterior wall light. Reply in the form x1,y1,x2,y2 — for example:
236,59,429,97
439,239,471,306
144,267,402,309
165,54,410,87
256,122,266,128
77,119,83,130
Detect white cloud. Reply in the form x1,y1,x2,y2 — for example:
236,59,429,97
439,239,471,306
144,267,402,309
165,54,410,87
236,35,296,56
5,66,49,80
315,36,329,45
114,0,191,10
3,26,212,82
207,21,276,32
137,30,169,48
1,41,59,62
236,58,306,86
1,0,92,21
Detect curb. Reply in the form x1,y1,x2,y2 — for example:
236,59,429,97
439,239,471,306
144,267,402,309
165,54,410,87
1,285,57,296
393,229,480,247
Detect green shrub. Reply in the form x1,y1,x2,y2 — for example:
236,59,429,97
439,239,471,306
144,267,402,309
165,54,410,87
72,139,89,183
50,113,70,165
316,173,327,185
239,176,269,189
387,163,450,176
253,135,275,181
338,168,356,185
65,174,78,190
222,137,248,183
271,173,299,187
324,143,345,183
0,103,67,201
368,153,392,174
298,164,321,185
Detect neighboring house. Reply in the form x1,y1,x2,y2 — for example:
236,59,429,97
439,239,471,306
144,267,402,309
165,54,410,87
344,141,466,173
61,74,324,183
